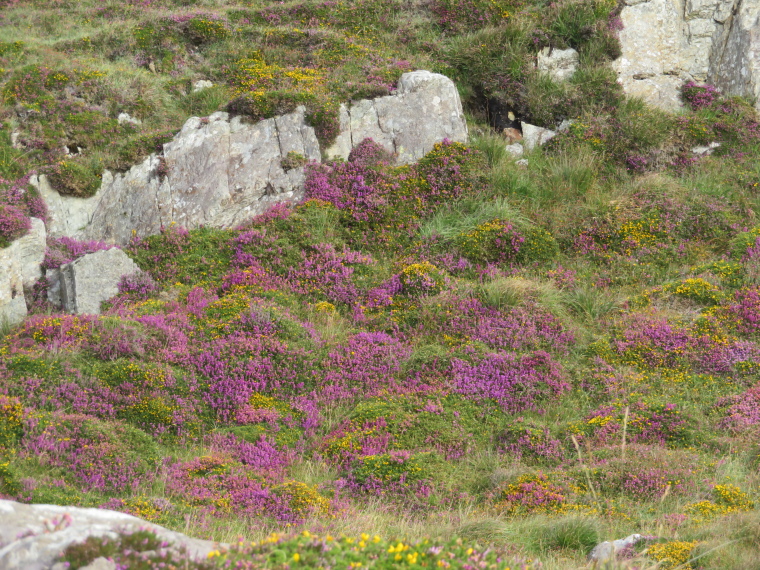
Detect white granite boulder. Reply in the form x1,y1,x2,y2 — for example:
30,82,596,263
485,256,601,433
0,499,220,570
326,70,468,164
0,218,46,328
537,47,579,82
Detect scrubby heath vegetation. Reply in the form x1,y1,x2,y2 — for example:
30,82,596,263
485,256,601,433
2,0,760,569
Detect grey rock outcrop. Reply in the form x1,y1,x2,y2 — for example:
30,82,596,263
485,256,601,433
537,47,579,82
52,248,140,314
35,106,320,245
0,499,220,570
326,70,468,163
34,71,466,246
0,218,46,328
614,0,760,111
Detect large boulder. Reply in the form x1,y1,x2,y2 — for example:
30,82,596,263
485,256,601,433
33,71,468,246
710,0,760,107
0,499,220,570
53,248,140,314
35,106,320,245
614,0,760,111
327,70,468,164
0,218,46,328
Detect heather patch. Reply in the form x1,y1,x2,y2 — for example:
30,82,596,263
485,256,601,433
19,413,159,494
2,1,760,564
570,401,694,448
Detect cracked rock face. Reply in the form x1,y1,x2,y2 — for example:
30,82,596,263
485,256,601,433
34,71,467,245
326,70,468,164
51,248,141,315
0,499,220,570
0,218,46,328
614,0,760,111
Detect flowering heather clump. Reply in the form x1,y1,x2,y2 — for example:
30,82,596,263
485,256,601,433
424,296,573,352
574,401,691,447
451,351,568,413
347,138,393,166
305,140,481,234
320,332,411,401
0,204,30,246
206,432,288,479
0,175,46,247
723,287,760,335
42,236,115,270
20,414,159,493
681,82,720,110
288,243,373,305
499,421,564,463
716,384,760,431
115,272,159,303
493,473,567,516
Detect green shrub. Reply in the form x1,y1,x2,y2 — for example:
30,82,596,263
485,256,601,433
533,517,599,554
351,452,431,486
731,227,760,259
47,159,102,197
516,226,560,264
0,395,23,450
184,17,229,45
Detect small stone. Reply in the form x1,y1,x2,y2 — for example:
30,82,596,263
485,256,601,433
691,141,721,156
557,119,574,132
117,112,141,126
588,534,644,563
537,47,579,82
516,159,529,167
193,80,214,92
521,122,557,150
505,143,524,158
503,127,522,144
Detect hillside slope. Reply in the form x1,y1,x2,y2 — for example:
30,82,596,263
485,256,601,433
2,1,760,569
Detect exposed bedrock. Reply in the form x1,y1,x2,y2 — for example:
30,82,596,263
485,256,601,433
32,70,468,246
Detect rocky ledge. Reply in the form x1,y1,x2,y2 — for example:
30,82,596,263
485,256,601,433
32,70,468,246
